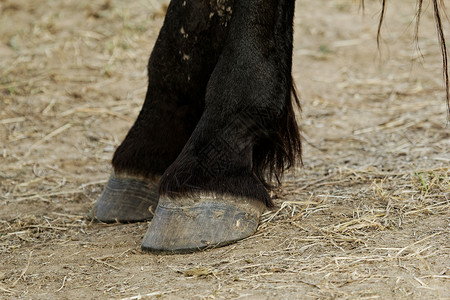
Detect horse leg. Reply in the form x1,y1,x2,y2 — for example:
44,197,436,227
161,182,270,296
89,0,232,222
142,0,300,252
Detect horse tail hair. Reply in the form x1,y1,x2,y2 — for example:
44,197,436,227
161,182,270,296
366,0,449,115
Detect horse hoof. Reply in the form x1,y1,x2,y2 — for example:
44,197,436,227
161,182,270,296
88,172,159,223
141,194,266,253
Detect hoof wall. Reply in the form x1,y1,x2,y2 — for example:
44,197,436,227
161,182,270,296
88,173,159,223
141,194,265,254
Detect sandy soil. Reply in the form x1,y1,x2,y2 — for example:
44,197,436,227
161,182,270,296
1,0,449,298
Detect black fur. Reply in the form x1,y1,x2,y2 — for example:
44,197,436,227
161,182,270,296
112,0,234,177
158,0,301,207
112,0,302,207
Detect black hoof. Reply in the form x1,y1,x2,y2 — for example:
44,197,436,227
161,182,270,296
88,172,159,223
141,194,266,254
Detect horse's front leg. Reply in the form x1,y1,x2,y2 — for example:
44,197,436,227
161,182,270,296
142,0,301,253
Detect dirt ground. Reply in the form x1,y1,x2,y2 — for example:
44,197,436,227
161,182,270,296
1,0,449,299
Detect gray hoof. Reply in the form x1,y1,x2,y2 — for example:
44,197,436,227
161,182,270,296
141,194,266,253
88,172,159,223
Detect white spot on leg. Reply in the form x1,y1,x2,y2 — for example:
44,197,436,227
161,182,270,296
180,27,188,38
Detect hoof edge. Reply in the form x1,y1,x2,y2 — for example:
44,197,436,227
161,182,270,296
141,194,265,254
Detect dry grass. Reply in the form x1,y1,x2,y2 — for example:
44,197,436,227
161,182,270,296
1,0,449,298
